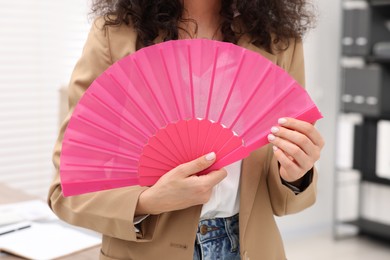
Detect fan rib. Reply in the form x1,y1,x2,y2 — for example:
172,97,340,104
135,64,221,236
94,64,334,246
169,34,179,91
109,74,158,131
133,58,170,124
206,123,224,154
199,119,213,157
144,137,181,165
67,138,137,161
229,63,272,129
90,93,150,139
187,45,195,118
139,153,176,171
217,51,246,123
205,46,219,119
159,48,181,120
185,120,194,159
77,115,143,150
173,121,191,161
215,133,239,155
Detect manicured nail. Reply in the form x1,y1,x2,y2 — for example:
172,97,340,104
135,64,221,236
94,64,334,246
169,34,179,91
278,118,287,125
273,145,279,151
205,152,216,161
268,134,276,141
271,126,279,134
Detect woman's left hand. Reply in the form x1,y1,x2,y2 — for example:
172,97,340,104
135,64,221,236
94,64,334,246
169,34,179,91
267,117,325,183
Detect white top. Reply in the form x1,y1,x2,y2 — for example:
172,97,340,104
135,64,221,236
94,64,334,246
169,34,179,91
200,160,241,219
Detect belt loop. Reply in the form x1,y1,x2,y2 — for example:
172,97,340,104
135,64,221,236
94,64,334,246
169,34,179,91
224,214,239,252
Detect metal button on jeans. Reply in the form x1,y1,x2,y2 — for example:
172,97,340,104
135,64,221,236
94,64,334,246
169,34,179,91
194,214,240,260
200,224,209,235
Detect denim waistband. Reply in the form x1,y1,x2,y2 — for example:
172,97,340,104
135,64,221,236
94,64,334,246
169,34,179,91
196,214,239,244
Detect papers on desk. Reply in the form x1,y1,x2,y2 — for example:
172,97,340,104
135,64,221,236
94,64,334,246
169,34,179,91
0,200,58,227
0,200,101,259
0,222,101,260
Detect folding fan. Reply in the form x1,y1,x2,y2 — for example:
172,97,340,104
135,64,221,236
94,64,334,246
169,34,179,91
60,39,323,196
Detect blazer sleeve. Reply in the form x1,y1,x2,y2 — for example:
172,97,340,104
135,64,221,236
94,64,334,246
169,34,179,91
267,38,318,216
47,18,159,242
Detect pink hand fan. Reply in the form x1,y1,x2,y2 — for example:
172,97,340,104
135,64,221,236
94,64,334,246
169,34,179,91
60,39,322,196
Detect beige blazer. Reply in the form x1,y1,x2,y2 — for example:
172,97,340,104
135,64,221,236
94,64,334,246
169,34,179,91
48,18,317,260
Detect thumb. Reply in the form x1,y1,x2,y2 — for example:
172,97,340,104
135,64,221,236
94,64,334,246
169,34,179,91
174,152,217,177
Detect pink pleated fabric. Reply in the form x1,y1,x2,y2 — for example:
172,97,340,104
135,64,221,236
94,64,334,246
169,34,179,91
60,39,322,196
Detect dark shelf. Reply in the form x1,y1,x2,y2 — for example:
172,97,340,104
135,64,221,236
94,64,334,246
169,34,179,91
344,218,390,241
370,0,390,7
362,175,390,185
366,55,390,63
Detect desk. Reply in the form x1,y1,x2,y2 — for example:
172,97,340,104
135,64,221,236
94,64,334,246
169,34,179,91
0,184,101,260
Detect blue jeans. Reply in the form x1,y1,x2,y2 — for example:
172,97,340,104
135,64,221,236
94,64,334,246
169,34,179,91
193,214,240,260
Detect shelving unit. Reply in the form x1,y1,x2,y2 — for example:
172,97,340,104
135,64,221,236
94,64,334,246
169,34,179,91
334,0,390,241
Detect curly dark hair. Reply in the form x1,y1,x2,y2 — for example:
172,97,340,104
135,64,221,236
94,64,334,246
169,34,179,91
91,0,315,52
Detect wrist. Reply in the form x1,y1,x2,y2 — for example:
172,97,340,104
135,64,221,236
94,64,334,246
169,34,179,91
136,188,161,216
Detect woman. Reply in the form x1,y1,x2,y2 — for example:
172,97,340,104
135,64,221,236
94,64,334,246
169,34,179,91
48,0,324,259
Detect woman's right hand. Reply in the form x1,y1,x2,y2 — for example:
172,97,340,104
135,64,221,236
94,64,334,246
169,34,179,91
135,152,227,215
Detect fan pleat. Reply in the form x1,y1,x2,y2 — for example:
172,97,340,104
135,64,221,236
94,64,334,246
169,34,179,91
229,63,272,129
186,44,195,119
89,92,151,140
241,85,296,137
62,176,139,196
216,51,245,123
66,138,136,161
159,48,181,120
75,115,143,150
133,58,171,124
115,59,167,130
107,74,159,132
63,164,137,172
205,46,219,119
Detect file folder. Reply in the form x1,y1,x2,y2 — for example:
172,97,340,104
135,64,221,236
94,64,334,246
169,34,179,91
342,65,390,117
376,120,390,179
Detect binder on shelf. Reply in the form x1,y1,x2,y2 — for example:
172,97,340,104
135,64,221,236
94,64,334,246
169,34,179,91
336,114,362,169
342,1,390,57
355,5,371,55
352,123,364,172
352,119,377,178
342,1,370,56
361,182,390,226
336,170,360,222
341,64,390,117
376,120,390,179
342,7,356,55
373,41,390,58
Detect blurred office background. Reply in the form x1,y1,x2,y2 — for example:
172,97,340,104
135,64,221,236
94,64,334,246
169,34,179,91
0,0,390,259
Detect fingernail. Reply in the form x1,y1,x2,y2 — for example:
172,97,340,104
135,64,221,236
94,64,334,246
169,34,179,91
278,118,287,125
267,134,276,141
271,126,279,134
273,145,278,151
205,152,216,161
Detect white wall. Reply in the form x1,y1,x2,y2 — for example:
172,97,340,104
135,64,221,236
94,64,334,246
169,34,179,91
277,0,342,238
0,0,91,199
